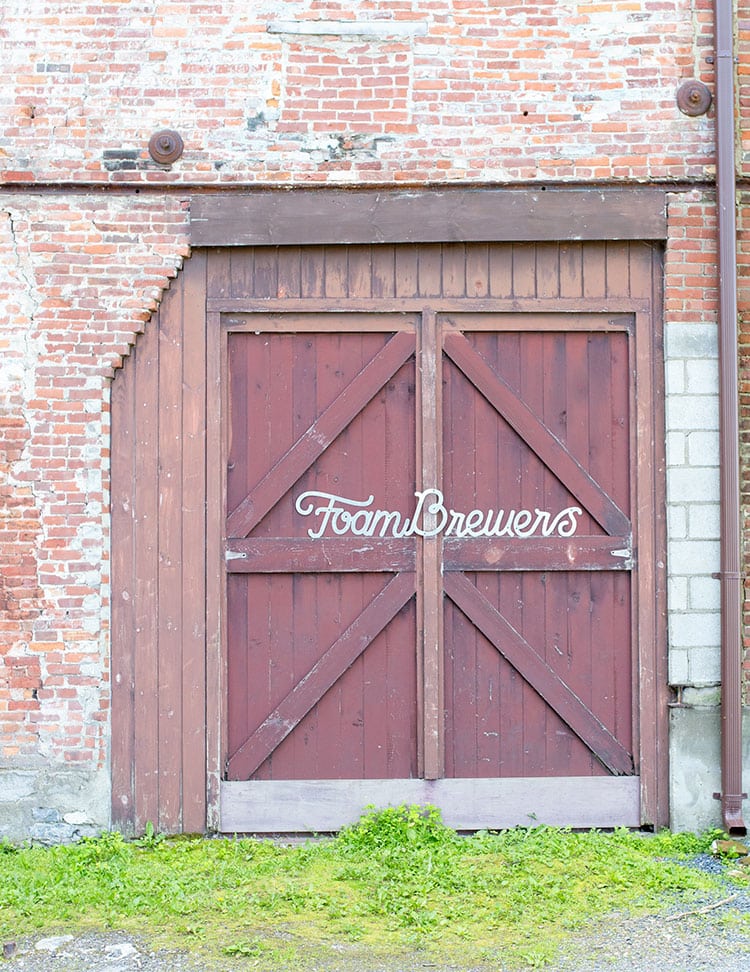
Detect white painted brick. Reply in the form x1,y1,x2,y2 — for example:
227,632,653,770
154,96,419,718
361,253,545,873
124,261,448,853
669,611,721,648
685,358,719,394
668,539,721,574
687,503,720,540
666,431,687,466
688,645,722,686
665,395,719,431
668,574,689,611
664,323,718,359
689,574,721,610
686,430,720,466
666,466,720,503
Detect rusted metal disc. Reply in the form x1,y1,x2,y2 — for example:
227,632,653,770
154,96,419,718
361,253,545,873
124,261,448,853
676,81,712,117
148,129,184,164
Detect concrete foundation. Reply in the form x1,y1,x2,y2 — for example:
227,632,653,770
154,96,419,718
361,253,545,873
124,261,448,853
670,699,750,833
0,763,109,845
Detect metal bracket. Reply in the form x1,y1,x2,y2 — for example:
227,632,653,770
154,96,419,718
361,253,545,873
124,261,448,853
676,80,712,116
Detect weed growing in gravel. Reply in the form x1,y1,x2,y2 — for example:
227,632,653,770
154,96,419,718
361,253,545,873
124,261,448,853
0,807,732,970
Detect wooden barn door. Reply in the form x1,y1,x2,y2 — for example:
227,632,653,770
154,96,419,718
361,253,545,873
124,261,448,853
215,242,663,833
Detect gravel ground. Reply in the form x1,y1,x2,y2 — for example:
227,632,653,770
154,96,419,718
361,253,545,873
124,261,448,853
4,857,750,972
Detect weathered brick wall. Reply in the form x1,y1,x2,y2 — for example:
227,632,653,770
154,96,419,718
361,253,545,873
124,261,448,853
1,0,717,185
0,0,747,836
0,195,188,839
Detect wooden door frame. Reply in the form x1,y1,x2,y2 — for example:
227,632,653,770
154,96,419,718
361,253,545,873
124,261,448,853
111,188,668,834
200,189,667,831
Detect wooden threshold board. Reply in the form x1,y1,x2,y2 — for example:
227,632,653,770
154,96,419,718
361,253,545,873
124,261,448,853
220,777,640,833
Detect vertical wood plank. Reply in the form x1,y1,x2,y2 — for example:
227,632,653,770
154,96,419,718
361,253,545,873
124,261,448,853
650,244,670,827
394,244,419,298
229,247,254,298
419,309,443,779
605,242,631,299
301,246,325,298
324,246,349,298
489,244,513,298
371,244,396,298
512,243,537,298
465,243,489,298
417,244,442,298
535,244,561,299
205,300,225,828
110,355,136,832
180,251,208,833
277,246,302,298
206,248,230,299
633,243,668,825
583,242,607,299
441,243,466,297
347,246,373,298
132,303,160,832
253,248,278,298
157,275,185,832
559,243,583,298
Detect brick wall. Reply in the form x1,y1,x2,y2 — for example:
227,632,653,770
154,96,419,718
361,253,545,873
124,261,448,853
0,0,718,186
0,0,748,836
0,194,188,839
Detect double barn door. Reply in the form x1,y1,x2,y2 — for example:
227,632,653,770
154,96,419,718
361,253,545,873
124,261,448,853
219,242,658,832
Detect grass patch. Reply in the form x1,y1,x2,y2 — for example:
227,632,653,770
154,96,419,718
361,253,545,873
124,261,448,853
0,806,740,970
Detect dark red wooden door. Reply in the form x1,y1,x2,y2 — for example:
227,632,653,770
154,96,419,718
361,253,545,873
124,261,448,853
441,322,633,782
219,243,660,832
225,322,419,784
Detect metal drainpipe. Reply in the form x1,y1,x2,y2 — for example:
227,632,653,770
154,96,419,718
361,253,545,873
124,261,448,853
714,0,746,834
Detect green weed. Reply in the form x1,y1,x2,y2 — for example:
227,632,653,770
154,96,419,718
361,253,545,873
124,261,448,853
0,807,737,970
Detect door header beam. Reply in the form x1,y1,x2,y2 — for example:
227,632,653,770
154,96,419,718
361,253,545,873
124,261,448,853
190,188,667,247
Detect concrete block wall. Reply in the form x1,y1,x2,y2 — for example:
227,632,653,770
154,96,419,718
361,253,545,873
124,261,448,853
0,0,749,837
664,193,721,693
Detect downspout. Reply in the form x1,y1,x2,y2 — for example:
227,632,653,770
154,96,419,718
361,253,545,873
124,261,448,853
714,0,746,834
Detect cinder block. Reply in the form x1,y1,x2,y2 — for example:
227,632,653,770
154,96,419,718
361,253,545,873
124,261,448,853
687,430,720,466
668,648,690,686
665,395,719,431
666,467,720,503
665,360,685,394
687,645,722,686
668,574,689,611
664,323,718,359
667,539,721,575
685,358,719,394
669,611,721,648
689,574,721,610
687,503,720,540
666,432,687,466
667,504,688,539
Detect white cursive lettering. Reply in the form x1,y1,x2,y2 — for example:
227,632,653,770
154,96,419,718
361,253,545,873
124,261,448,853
295,489,582,540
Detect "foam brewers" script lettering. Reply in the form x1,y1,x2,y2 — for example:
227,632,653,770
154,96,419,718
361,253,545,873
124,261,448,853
295,489,582,540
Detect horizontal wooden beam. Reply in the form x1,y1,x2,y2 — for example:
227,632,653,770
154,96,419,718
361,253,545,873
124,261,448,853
226,537,416,572
220,776,641,832
443,535,632,571
191,189,667,247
